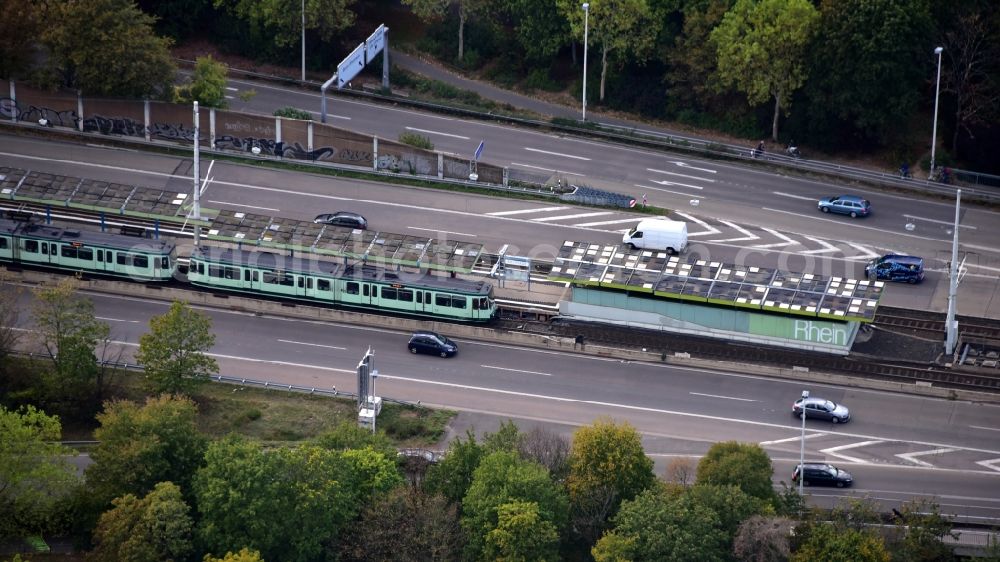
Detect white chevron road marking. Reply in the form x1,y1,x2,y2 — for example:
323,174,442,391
820,440,885,464
896,448,960,468
760,433,826,446
488,206,571,216
800,236,840,254
710,220,760,242
533,211,614,222
975,458,1000,473
754,228,801,248
647,167,717,183
843,242,881,260
673,211,720,236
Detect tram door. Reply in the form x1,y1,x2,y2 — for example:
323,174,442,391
416,290,433,313
95,249,113,273
362,283,374,305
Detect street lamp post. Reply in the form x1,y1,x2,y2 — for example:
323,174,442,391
930,46,944,179
799,389,809,495
301,0,306,82
581,2,589,121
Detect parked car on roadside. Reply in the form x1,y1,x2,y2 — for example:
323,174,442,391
792,396,850,423
817,195,871,218
314,211,367,229
865,254,925,284
792,463,853,487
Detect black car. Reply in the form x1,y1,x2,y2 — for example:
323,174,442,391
407,331,458,357
864,254,924,284
314,211,367,230
792,396,850,424
792,463,853,488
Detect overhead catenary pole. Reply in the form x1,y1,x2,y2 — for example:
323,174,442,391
301,0,306,82
799,390,809,496
945,189,962,355
193,101,200,246
930,46,944,179
581,2,589,121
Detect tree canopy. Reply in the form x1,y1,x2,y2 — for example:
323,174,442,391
88,481,194,562
212,0,357,50
696,441,777,504
135,301,218,395
792,523,890,562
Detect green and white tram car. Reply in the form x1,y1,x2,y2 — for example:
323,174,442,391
188,246,497,322
0,219,175,281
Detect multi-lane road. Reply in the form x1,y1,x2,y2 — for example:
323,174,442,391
3,75,1000,520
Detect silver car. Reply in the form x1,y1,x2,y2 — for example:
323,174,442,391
792,396,850,423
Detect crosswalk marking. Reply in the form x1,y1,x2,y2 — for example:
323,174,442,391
673,211,720,236
754,228,801,248
895,448,960,468
532,211,614,222
488,206,571,216
574,218,643,227
820,440,885,464
710,220,760,242
800,236,840,254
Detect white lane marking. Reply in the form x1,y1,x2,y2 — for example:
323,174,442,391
800,235,840,254
525,147,591,161
820,440,885,464
761,207,947,242
208,200,280,212
510,162,586,177
481,365,552,377
405,126,469,140
843,242,881,260
672,162,717,174
277,339,347,351
971,425,1000,433
650,179,704,190
95,316,139,323
772,191,816,201
896,448,960,468
408,226,477,237
224,95,234,100
574,218,644,227
635,184,704,199
647,168,716,183
760,433,827,446
976,458,1000,473
324,114,352,121
225,87,238,91
532,211,614,222
710,220,759,242
673,211,720,236
689,392,756,402
754,228,801,248
904,214,977,229
488,206,571,216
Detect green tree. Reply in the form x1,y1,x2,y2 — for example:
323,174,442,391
558,0,658,103
792,523,889,562
941,2,1000,156
461,451,569,560
567,418,654,544
213,0,357,50
484,500,561,562
800,0,933,149
195,436,356,562
0,273,21,374
592,483,730,562
89,481,194,562
136,301,218,395
312,420,397,459
687,484,770,540
404,0,494,62
86,395,207,504
338,487,463,562
340,447,405,499
0,0,42,79
176,55,229,108
423,430,485,503
203,548,265,562
664,0,738,118
32,279,112,416
0,405,79,540
40,0,176,98
696,441,777,504
889,499,957,562
502,0,571,63
711,0,819,141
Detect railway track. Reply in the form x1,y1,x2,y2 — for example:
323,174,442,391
874,306,1000,340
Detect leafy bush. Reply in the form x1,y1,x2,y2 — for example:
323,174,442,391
525,68,562,92
273,106,313,120
399,132,434,150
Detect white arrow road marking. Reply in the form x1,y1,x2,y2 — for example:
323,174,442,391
760,433,826,446
976,458,1000,472
820,440,885,464
651,179,704,190
673,211,720,236
843,242,881,260
800,236,840,254
754,228,801,248
710,220,760,242
405,126,469,140
533,211,614,222
671,162,718,174
488,206,571,216
647,168,716,183
896,448,960,467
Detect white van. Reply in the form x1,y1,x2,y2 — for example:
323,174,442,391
622,218,688,254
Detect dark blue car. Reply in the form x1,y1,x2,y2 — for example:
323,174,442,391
865,254,924,284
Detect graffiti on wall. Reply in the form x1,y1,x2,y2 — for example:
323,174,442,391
83,115,145,137
376,153,435,175
1,98,79,128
